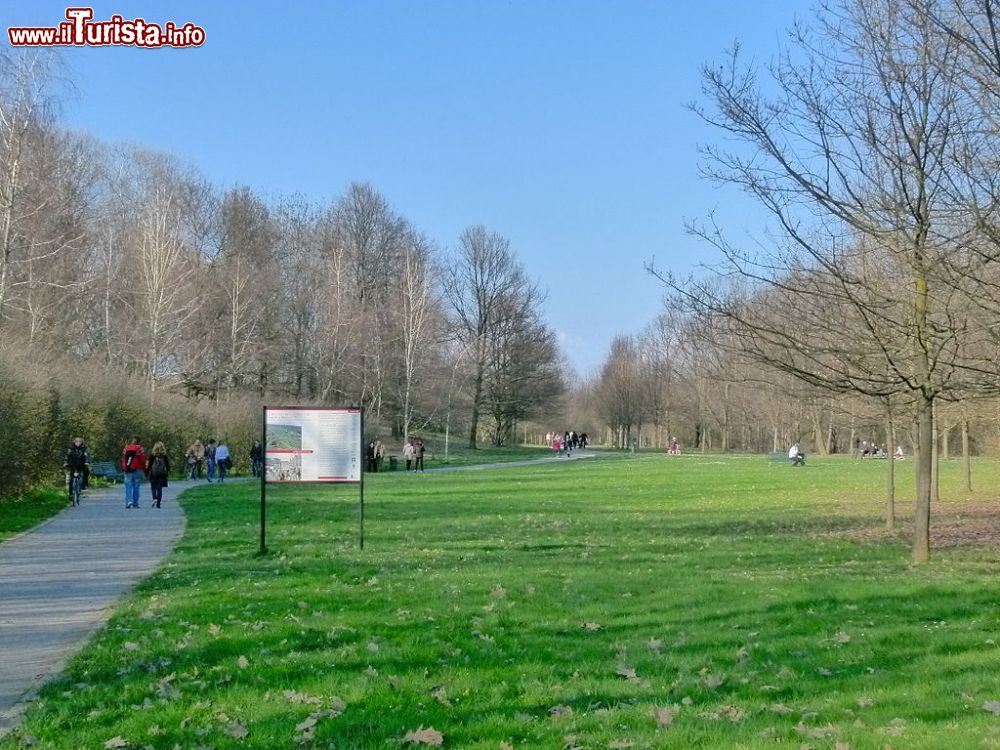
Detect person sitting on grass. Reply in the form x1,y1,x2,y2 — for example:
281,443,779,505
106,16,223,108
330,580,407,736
788,443,806,466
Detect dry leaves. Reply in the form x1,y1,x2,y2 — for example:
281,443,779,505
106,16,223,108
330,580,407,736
983,700,1000,715
615,664,638,681
402,726,444,746
237,655,250,669
650,705,676,728
581,622,603,632
103,738,129,749
225,722,249,739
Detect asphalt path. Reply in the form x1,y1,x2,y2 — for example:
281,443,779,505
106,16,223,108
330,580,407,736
0,478,196,735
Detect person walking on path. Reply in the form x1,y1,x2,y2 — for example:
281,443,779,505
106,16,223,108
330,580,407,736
414,438,426,472
374,437,385,472
402,439,415,471
121,437,147,509
145,442,170,508
205,439,217,482
250,440,263,477
215,439,230,482
185,439,205,479
63,437,90,505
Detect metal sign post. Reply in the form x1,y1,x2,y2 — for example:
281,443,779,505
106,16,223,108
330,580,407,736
261,406,364,554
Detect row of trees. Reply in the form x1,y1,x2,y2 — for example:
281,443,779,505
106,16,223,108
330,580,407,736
0,50,564,481
588,0,1000,562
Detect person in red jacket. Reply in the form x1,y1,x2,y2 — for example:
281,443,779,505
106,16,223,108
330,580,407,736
121,437,147,508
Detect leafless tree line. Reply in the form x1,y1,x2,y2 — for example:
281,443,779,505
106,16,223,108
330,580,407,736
587,0,1000,562
0,50,564,450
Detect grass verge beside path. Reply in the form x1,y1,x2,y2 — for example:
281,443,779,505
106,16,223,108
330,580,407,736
5,456,1000,749
0,487,67,542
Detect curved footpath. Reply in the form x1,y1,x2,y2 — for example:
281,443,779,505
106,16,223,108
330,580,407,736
0,451,597,735
0,479,195,736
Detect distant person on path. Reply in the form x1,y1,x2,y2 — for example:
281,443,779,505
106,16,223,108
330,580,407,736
414,438,426,471
788,443,806,467
580,432,588,449
894,445,905,460
205,439,218,482
215,439,231,482
63,436,90,504
250,440,263,477
186,439,205,479
121,436,147,508
374,437,385,472
552,433,562,455
402,439,415,471
146,441,170,508
366,441,377,472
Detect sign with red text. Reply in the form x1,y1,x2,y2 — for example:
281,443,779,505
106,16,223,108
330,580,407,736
264,407,361,483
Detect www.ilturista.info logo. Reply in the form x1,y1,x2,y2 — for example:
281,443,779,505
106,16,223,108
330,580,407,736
8,7,205,48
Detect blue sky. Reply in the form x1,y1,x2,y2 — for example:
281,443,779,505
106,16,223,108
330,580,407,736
6,1,805,375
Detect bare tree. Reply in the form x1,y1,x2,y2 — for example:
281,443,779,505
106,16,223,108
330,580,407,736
0,50,78,325
443,226,541,449
656,0,1000,561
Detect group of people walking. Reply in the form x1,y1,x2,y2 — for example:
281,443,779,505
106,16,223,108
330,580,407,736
182,438,236,482
61,434,246,510
546,430,587,456
401,437,426,471
119,436,172,508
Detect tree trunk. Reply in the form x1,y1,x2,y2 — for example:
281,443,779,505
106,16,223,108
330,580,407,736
931,403,940,505
885,408,895,531
913,394,933,562
962,418,971,493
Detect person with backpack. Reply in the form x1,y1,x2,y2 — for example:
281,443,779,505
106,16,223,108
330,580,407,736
146,442,170,508
121,437,147,509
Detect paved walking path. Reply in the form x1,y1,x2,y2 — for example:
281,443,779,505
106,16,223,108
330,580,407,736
0,479,197,735
413,449,598,474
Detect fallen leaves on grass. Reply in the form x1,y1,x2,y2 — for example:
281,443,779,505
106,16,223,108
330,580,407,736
294,704,346,744
431,684,451,705
650,705,676,728
402,726,444,746
282,690,324,706
548,704,573,718
237,655,250,669
983,700,1000,715
225,722,249,739
581,622,603,632
615,664,638,681
103,738,129,749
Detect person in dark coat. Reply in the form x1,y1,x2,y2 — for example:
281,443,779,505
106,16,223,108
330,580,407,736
146,441,170,508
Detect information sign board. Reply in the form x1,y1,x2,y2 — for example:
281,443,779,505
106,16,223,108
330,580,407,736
264,407,362,483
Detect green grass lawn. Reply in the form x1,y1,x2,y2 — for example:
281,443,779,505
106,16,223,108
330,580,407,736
5,454,1000,749
0,487,68,542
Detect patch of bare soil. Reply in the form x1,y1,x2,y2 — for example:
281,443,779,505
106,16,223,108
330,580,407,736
838,501,1000,548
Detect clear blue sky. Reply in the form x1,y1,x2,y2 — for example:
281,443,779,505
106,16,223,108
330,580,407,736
6,0,804,376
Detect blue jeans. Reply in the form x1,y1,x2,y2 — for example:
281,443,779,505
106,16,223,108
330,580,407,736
124,470,142,507
207,458,216,481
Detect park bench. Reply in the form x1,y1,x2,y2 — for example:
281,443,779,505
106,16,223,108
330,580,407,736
91,460,124,483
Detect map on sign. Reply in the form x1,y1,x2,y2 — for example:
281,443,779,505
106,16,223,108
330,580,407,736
264,407,362,483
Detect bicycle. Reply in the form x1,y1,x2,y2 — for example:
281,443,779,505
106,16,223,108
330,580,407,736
68,468,83,506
